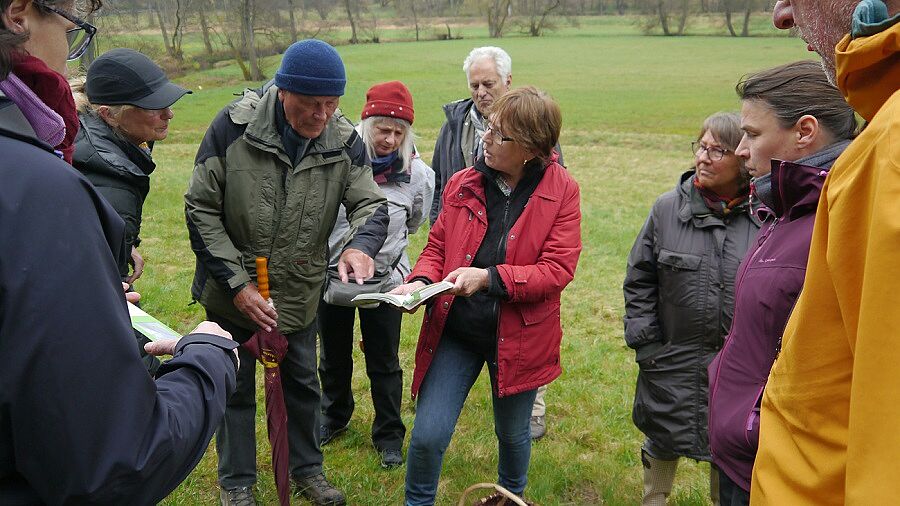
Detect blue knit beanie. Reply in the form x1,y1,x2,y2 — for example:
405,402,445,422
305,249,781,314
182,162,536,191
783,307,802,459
275,40,346,96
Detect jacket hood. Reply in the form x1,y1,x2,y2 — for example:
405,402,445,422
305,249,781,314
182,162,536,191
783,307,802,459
675,169,754,225
441,98,474,123
74,111,155,179
835,14,900,121
233,85,353,162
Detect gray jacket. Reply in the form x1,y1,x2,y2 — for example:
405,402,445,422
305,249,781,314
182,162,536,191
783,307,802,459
327,155,434,287
623,170,761,460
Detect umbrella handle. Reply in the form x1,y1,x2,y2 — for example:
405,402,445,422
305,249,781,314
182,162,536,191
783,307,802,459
256,257,270,300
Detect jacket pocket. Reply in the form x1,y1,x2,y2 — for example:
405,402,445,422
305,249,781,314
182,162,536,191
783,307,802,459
656,249,702,307
745,385,765,451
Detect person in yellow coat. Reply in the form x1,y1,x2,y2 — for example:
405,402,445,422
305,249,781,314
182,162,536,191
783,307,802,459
752,0,900,504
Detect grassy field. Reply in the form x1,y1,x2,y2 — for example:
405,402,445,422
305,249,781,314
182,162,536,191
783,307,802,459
126,18,813,505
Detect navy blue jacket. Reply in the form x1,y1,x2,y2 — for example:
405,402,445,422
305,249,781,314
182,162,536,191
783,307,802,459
0,120,238,505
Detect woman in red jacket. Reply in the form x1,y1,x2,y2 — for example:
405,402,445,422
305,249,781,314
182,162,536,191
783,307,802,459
391,86,582,506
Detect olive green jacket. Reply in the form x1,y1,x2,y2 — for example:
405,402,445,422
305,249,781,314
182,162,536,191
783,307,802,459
185,86,388,333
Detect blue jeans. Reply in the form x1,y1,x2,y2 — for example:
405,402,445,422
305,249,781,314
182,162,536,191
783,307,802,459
405,336,537,506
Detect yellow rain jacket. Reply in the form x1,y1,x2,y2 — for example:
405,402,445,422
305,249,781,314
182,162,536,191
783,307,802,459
750,20,900,506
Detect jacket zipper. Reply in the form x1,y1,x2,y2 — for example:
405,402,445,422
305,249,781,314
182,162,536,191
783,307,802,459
494,196,511,394
708,218,779,448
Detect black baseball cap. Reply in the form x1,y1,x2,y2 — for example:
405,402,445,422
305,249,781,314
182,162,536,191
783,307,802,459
85,48,191,109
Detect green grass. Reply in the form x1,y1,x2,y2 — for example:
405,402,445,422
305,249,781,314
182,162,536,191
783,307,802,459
118,19,816,506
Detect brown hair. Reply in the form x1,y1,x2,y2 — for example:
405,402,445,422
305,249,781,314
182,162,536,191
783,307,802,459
699,111,743,152
698,111,749,184
736,60,857,141
489,86,562,161
0,0,102,79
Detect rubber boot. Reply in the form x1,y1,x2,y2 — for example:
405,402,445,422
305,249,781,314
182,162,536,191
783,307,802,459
641,451,678,506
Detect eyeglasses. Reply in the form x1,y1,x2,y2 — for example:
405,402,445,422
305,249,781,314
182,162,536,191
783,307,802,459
692,141,730,161
40,3,97,60
485,123,515,145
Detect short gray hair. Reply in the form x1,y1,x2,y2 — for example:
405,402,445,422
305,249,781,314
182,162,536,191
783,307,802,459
357,116,416,172
463,46,512,83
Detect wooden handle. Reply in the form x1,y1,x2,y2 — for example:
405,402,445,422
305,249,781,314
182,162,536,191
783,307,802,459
256,257,270,300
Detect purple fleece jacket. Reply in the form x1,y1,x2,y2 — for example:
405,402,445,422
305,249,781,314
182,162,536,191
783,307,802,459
707,141,849,491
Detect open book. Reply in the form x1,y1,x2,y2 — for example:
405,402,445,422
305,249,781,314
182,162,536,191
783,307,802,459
351,281,454,310
128,302,181,342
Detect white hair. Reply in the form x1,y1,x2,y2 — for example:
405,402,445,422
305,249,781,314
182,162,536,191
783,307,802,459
356,116,416,172
463,46,512,84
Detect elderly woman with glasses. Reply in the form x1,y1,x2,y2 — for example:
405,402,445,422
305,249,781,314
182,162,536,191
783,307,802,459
0,0,240,503
623,112,761,506
390,86,582,506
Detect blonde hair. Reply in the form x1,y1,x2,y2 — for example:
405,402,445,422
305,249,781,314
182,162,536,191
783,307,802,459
69,75,133,120
357,116,416,171
489,86,561,161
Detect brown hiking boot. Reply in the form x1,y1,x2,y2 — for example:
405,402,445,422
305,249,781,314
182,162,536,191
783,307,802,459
292,473,346,505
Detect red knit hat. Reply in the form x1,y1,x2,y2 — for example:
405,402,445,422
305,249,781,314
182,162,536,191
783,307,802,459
361,81,414,125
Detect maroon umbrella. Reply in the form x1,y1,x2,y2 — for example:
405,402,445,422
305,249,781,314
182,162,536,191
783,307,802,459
242,257,290,506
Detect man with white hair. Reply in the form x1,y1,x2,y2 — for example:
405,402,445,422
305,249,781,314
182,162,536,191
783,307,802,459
751,0,899,503
430,46,513,224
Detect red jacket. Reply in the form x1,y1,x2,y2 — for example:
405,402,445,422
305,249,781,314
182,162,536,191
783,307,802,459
409,158,582,398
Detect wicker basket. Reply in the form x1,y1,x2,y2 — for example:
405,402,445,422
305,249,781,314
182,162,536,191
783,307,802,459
457,483,530,506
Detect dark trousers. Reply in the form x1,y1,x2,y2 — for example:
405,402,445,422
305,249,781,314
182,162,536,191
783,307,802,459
208,311,323,488
317,301,406,451
718,468,750,506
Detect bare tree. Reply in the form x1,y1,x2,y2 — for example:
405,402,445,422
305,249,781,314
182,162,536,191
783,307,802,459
724,0,754,36
480,0,512,37
520,0,562,36
344,0,360,43
285,0,299,41
241,0,263,79
637,0,693,35
196,0,216,54
153,0,177,58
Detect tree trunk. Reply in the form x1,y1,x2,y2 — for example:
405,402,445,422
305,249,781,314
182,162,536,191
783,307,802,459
198,4,215,54
676,0,689,34
657,0,671,35
487,0,511,38
410,0,419,41
741,0,752,36
243,0,262,80
287,0,299,41
344,0,359,44
724,4,737,36
154,0,176,58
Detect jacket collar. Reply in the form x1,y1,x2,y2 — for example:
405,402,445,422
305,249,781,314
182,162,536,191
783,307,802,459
835,10,900,122
0,92,38,141
75,111,156,178
442,98,474,124
455,154,563,214
767,160,830,220
676,170,755,226
235,86,347,166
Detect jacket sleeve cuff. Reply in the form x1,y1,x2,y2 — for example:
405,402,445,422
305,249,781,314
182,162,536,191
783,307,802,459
226,271,252,298
171,333,240,372
408,275,434,285
485,267,508,298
